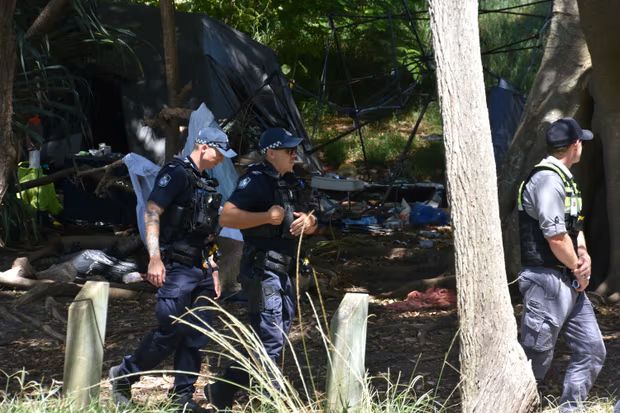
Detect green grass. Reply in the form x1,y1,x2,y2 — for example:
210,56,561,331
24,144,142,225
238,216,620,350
0,370,178,412
478,0,549,92
305,103,445,181
541,396,617,412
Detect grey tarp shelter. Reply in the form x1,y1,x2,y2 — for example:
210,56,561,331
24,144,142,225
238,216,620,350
95,2,319,170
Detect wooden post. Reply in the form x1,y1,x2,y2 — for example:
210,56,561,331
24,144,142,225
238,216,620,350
325,293,369,412
63,281,109,408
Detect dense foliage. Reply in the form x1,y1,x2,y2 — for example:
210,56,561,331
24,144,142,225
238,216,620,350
119,0,549,95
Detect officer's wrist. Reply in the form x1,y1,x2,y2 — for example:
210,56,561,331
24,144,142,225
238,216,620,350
569,259,579,271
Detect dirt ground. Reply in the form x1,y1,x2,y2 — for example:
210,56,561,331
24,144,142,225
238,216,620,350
1,228,619,411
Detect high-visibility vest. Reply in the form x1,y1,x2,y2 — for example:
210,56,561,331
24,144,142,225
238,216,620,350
517,160,583,268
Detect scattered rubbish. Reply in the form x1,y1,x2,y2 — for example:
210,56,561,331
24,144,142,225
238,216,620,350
311,175,366,192
342,224,393,236
37,249,144,284
383,216,404,230
342,216,378,226
386,287,457,311
418,239,434,249
418,230,441,238
17,163,63,215
424,134,443,142
399,198,411,221
409,202,449,226
122,272,144,284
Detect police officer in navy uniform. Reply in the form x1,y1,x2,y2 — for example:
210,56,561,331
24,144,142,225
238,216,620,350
207,127,317,409
110,127,237,412
517,118,606,412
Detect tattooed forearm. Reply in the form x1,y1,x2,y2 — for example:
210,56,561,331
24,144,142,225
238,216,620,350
144,201,163,258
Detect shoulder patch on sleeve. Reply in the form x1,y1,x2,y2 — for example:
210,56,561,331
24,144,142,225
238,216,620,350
237,176,251,189
158,174,172,187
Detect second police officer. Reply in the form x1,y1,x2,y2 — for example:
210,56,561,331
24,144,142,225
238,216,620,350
208,127,318,409
110,127,236,412
517,118,606,411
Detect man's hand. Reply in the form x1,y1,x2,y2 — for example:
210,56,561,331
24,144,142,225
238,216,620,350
267,205,285,225
146,256,166,287
574,252,592,278
573,252,591,292
290,212,316,236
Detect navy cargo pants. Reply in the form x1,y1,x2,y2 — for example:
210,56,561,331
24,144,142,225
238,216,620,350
216,261,296,394
117,261,215,396
519,267,606,409
247,267,296,362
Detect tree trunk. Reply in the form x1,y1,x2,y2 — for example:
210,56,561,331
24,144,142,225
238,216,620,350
160,0,181,160
497,0,593,280
427,1,538,411
0,0,18,221
25,0,72,39
577,0,620,298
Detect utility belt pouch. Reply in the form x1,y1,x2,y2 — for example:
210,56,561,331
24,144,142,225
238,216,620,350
166,241,202,267
263,250,292,275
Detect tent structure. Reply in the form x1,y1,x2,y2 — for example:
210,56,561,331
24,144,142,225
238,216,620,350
486,78,526,168
91,2,319,170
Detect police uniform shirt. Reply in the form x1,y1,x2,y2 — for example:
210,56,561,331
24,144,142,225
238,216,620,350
521,156,571,239
149,157,198,209
228,162,301,255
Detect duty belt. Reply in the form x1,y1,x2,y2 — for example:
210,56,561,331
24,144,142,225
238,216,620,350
162,242,206,268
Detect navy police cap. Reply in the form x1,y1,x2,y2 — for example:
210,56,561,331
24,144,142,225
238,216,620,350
546,117,593,149
196,127,237,158
259,127,303,152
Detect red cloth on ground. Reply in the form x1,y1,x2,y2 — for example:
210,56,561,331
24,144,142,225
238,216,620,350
386,287,456,311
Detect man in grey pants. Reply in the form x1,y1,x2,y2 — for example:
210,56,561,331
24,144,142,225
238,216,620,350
517,117,606,411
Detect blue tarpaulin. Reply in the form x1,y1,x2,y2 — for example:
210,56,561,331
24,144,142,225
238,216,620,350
487,79,525,168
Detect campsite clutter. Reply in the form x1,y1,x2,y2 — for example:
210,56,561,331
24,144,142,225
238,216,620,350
0,6,460,403
0,1,508,409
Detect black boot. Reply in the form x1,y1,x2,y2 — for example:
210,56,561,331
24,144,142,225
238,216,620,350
109,365,132,406
204,381,236,411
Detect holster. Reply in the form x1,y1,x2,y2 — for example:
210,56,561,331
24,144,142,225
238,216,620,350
240,248,293,314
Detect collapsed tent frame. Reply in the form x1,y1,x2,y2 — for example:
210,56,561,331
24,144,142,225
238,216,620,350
299,0,551,184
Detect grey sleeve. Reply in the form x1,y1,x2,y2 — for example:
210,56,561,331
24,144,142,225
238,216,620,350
522,171,566,238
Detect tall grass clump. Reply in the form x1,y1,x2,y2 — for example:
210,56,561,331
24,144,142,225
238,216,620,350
0,370,178,413
178,297,449,413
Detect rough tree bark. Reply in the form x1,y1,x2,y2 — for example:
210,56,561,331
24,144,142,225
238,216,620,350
498,0,594,281
25,0,72,39
0,0,18,215
427,1,538,411
577,0,620,298
160,0,181,160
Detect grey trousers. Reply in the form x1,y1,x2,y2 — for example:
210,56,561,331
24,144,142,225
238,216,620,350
519,267,606,408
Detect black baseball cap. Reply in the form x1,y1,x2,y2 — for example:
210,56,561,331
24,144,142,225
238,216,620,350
259,128,303,152
546,118,593,148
